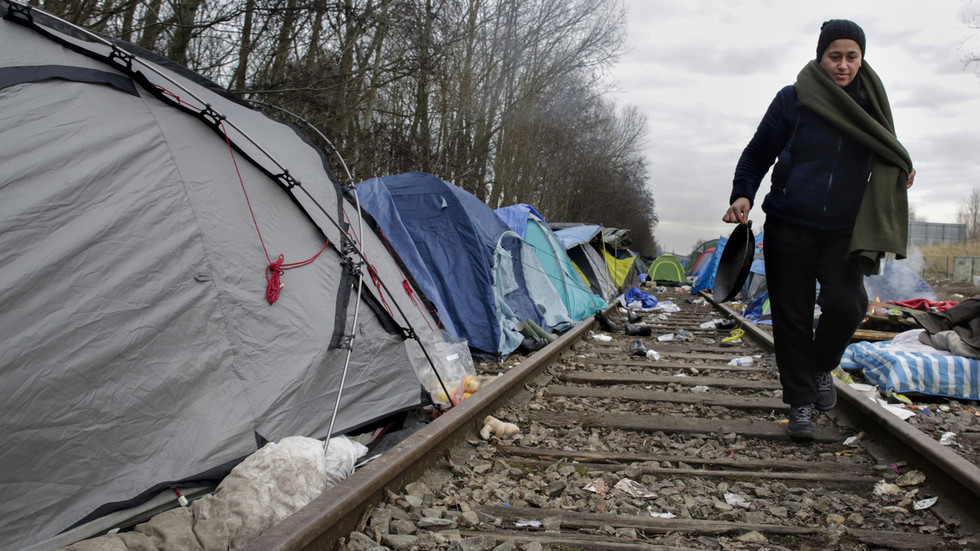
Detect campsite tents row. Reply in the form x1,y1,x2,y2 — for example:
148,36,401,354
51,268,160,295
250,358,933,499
0,4,643,547
358,173,613,359
357,173,657,359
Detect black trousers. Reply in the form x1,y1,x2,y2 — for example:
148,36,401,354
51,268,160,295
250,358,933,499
763,218,868,406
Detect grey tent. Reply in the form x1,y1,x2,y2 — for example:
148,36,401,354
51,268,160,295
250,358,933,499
552,224,618,302
0,3,459,548
570,243,619,301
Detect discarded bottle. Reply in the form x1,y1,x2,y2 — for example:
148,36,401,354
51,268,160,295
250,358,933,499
645,349,661,360
728,356,753,367
675,329,694,341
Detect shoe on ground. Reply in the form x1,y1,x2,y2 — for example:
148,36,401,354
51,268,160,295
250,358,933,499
518,337,547,354
624,323,652,336
815,370,837,411
787,403,815,440
629,339,648,357
594,311,618,332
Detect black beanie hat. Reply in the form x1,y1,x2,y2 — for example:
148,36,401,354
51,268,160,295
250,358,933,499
816,19,866,59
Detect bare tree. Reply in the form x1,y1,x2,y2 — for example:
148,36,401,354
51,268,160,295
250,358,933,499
964,3,980,75
166,0,204,66
28,0,657,248
957,187,980,239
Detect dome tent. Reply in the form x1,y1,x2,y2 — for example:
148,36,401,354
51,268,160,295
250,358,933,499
496,204,608,321
553,224,619,302
0,4,457,547
647,253,687,285
358,173,571,358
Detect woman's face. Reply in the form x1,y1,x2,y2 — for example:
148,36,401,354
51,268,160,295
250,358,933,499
820,38,863,87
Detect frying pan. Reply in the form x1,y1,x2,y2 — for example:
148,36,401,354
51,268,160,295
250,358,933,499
713,221,754,303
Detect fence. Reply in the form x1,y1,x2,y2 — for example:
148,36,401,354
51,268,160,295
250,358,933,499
921,255,980,282
909,222,967,247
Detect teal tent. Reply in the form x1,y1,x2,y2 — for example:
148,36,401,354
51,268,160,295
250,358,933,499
496,204,608,321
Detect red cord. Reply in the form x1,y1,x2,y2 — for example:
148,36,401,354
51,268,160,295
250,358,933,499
367,264,393,316
267,255,285,304
265,240,329,305
158,86,330,305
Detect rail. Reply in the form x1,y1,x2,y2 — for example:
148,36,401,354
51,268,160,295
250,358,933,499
242,291,980,549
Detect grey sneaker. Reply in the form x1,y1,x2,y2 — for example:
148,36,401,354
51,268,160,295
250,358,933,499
815,370,837,411
787,404,815,440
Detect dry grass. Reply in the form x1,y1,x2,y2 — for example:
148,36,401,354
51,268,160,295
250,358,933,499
917,241,980,258
915,240,980,299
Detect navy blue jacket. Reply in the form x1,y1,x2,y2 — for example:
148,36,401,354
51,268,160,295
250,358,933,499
731,85,874,230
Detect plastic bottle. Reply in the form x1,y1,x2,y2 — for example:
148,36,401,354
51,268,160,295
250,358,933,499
728,356,753,366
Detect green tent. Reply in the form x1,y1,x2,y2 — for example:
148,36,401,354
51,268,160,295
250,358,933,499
647,253,687,285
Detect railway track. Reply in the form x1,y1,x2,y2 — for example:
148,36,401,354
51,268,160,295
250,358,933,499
245,287,980,550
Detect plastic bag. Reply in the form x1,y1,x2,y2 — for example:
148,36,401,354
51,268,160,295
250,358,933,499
415,332,477,407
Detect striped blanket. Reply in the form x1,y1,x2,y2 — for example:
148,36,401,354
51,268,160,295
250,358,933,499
840,329,980,400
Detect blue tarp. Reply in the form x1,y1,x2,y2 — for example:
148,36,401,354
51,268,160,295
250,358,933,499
496,203,542,239
554,224,603,249
358,172,556,357
743,290,772,325
841,335,980,401
623,287,659,309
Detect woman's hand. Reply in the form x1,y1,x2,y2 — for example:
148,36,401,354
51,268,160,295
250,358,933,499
723,197,752,225
907,168,916,189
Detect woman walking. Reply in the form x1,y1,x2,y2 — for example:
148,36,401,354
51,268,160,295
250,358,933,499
723,19,915,439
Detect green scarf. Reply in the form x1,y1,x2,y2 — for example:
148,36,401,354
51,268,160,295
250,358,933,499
795,59,913,275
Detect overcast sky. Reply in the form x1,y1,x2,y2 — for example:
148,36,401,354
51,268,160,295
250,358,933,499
610,0,980,255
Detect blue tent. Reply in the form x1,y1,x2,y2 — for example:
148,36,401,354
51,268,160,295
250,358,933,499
692,231,764,300
355,179,460,339
358,173,569,357
497,205,607,320
692,236,727,295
